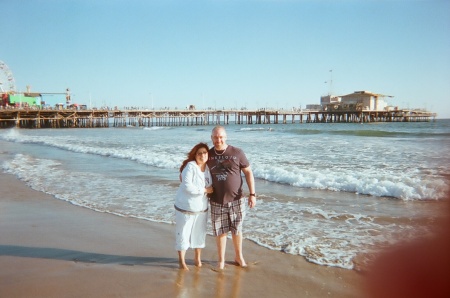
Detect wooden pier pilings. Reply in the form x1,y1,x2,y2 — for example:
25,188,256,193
0,108,436,129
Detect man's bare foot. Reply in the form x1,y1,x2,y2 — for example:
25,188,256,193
179,263,189,270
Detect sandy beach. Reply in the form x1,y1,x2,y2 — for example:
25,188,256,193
0,171,365,297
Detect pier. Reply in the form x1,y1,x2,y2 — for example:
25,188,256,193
0,108,436,129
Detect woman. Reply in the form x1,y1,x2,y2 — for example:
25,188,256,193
175,142,213,270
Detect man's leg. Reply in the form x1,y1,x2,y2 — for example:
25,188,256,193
232,233,247,267
216,233,227,269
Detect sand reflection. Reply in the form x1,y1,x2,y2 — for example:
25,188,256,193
174,264,243,298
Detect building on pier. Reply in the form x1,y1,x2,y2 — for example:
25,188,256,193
340,91,393,111
320,91,394,112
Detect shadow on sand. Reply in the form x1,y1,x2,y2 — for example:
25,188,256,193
0,245,177,268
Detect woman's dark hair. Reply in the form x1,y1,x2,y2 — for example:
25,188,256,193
179,142,209,173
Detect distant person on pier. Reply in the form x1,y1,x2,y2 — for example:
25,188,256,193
174,142,213,270
207,125,256,270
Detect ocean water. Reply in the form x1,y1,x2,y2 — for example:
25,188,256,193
1,120,449,270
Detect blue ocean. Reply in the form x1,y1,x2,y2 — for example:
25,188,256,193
1,120,449,270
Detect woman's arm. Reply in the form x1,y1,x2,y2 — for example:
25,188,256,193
181,162,204,195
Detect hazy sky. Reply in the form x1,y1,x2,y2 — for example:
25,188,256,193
2,0,450,117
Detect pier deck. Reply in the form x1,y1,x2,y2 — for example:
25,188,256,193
0,108,436,129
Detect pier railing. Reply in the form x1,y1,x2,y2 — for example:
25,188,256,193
0,108,437,129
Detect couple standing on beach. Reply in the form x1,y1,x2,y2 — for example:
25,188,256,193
174,125,256,270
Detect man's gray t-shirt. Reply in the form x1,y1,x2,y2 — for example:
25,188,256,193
207,145,249,205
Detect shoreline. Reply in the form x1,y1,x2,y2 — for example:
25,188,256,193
0,171,365,297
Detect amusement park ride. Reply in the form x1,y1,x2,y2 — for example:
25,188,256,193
0,60,15,93
0,60,71,108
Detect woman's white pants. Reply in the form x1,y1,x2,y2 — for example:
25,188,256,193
175,210,208,251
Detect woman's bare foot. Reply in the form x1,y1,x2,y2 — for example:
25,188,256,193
194,260,202,267
234,258,248,268
178,250,189,270
194,249,202,268
217,261,225,270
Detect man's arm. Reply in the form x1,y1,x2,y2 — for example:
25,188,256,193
242,166,256,208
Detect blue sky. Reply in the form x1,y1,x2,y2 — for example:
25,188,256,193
2,0,450,117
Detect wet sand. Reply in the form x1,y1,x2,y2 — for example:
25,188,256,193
0,171,365,297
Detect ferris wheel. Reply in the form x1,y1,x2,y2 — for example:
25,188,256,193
0,60,16,93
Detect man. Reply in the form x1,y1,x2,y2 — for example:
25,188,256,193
207,125,256,269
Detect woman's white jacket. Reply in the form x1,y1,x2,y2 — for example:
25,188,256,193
175,161,212,212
